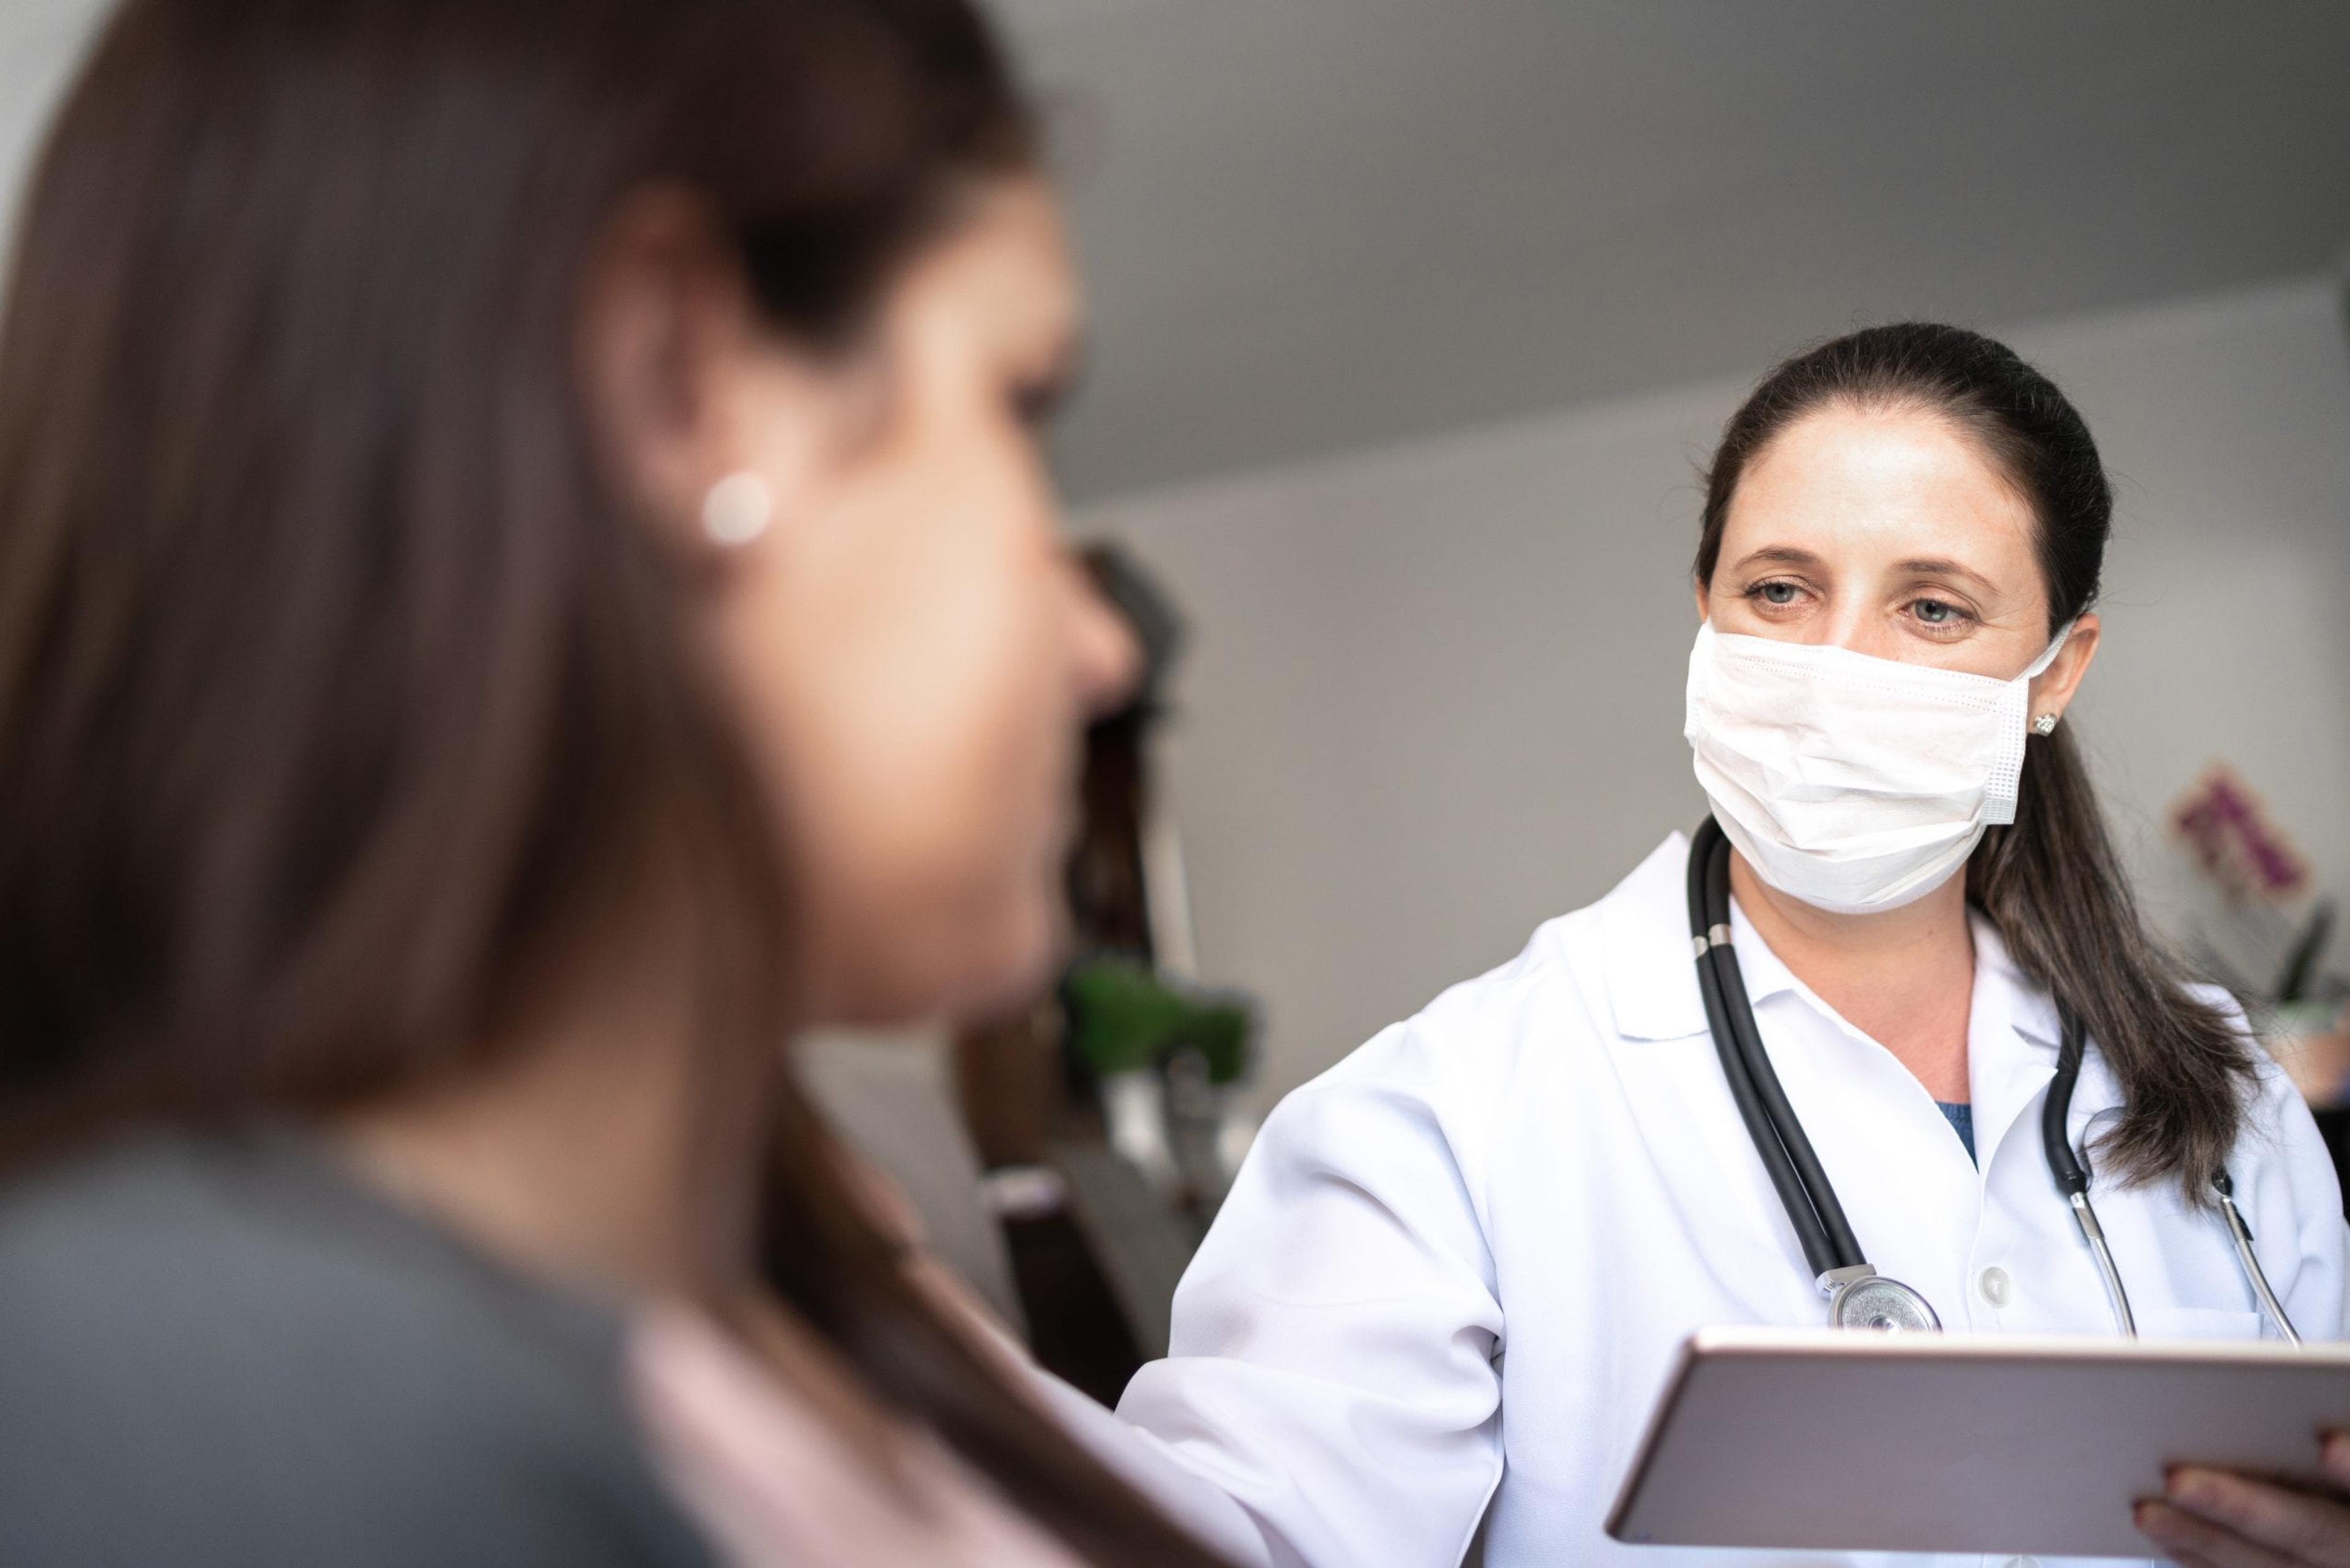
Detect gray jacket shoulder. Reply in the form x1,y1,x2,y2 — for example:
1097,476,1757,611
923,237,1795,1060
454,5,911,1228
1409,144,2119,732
0,1130,714,1568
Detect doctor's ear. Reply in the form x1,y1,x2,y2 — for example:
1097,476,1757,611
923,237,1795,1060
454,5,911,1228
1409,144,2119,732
2026,611,2101,730
1693,579,1711,622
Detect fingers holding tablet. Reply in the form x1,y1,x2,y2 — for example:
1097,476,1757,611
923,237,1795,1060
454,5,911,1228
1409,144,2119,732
2136,1433,2350,1567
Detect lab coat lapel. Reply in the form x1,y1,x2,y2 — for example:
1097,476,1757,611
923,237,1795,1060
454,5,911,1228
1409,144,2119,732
1967,915,2074,1185
1597,833,1707,1043
1592,835,1833,1323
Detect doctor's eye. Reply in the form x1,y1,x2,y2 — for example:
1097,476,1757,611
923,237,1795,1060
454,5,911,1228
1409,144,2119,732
1743,579,1807,611
1904,596,1977,635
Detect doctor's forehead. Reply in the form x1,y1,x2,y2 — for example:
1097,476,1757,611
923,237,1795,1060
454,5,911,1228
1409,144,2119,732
1718,403,2041,586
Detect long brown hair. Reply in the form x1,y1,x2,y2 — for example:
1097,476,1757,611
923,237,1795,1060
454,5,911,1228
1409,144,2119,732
1695,323,2261,1203
0,1,1227,1561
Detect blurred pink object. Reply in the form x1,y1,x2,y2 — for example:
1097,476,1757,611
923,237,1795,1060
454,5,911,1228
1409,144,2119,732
632,1308,1087,1568
2171,763,2311,905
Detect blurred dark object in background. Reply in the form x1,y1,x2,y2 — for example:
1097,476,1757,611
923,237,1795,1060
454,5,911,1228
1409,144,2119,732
951,541,1261,1395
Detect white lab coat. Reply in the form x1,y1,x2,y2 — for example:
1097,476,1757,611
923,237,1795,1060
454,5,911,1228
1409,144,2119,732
1110,833,2350,1568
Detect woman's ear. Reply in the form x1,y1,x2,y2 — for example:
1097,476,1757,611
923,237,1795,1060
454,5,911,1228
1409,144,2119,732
1693,577,1711,624
2027,610,2101,723
576,186,842,560
576,187,750,551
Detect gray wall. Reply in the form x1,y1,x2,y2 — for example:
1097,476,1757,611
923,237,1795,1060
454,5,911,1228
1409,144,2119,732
1087,276,2350,1113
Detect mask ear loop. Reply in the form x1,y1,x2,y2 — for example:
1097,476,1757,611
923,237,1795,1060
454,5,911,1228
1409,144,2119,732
1993,619,2084,819
2028,619,2080,677
2021,619,2080,725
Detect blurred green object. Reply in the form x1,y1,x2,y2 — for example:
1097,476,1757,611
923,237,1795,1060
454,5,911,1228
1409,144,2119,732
1063,954,1252,1085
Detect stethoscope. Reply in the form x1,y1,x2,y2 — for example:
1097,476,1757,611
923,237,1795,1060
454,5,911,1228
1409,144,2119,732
1686,815,2301,1342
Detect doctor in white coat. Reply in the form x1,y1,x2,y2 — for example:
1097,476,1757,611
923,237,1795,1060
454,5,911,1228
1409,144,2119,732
1108,324,2350,1568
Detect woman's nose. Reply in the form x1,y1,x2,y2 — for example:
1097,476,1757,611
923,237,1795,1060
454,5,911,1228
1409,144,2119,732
1067,561,1143,720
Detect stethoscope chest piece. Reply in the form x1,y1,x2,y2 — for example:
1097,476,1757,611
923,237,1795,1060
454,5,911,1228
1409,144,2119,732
1822,1267,1942,1332
1688,816,1949,1335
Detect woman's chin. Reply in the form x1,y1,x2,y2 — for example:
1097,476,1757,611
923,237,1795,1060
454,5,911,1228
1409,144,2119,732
944,900,1066,1022
802,894,1064,1030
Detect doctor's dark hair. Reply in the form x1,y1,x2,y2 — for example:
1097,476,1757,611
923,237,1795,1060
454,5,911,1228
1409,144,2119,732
0,1,1225,1563
1694,323,2260,1204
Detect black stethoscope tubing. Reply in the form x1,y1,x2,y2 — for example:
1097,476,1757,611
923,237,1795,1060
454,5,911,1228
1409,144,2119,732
1685,814,2301,1342
1686,815,1862,1282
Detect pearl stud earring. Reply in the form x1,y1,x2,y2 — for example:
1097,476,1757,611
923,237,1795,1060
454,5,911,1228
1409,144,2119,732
2031,713,2059,736
701,471,772,547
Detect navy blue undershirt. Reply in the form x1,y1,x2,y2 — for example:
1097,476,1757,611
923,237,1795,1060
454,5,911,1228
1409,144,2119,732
1936,1100,1977,1164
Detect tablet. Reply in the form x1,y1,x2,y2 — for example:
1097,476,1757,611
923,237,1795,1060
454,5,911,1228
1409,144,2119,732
1605,1325,2350,1559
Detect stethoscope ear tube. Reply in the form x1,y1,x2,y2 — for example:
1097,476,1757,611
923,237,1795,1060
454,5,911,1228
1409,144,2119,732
1688,821,1941,1330
2046,1007,2138,1333
2214,1174,2302,1346
1699,825,1869,1279
2046,1007,2300,1343
1689,818,1869,1284
1688,819,1839,1280
2042,1004,2092,1198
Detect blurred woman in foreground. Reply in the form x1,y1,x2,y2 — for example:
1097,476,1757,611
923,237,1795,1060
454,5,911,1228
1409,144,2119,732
0,1,1242,1563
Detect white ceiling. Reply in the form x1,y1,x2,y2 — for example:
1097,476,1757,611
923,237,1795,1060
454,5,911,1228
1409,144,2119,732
998,1,2350,498
7,3,2348,502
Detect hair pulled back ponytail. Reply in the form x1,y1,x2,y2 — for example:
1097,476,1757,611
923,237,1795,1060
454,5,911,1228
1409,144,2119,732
1696,323,2261,1203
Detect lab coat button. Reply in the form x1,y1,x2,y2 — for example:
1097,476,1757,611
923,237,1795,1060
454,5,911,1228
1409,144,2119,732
1977,1266,2012,1307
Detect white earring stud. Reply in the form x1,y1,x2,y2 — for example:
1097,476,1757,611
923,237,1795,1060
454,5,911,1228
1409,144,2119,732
701,471,772,547
2031,713,2059,736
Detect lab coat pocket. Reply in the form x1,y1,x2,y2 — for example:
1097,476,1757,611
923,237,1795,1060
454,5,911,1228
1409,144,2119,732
2135,1305,2266,1340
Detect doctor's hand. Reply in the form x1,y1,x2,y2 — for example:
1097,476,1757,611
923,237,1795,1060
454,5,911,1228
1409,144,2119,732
2136,1433,2350,1567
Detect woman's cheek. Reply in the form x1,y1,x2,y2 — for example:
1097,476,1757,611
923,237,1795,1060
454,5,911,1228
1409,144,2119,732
783,575,1077,1015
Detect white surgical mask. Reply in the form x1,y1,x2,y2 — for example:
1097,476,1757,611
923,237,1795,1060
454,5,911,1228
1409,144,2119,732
1683,618,2074,915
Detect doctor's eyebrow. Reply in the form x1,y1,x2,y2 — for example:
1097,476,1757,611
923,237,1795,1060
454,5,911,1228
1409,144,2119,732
1893,556,1999,593
1726,546,1826,574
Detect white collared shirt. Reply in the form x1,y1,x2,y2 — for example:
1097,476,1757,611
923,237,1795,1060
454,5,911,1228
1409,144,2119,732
1111,833,2349,1568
